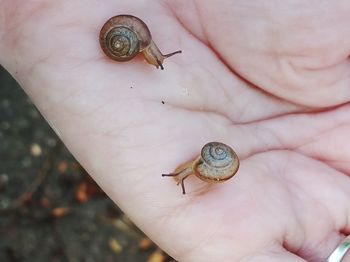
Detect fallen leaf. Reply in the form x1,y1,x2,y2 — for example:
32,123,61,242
52,207,70,218
139,237,153,250
57,161,68,174
21,193,33,205
75,183,88,203
40,197,51,208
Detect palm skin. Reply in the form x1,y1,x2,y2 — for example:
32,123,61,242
1,0,350,261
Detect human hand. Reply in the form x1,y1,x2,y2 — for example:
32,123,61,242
1,1,350,261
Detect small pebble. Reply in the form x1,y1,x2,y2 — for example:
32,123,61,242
108,238,123,254
21,157,32,167
147,249,165,262
0,173,9,190
113,219,130,232
46,138,57,147
0,198,10,209
0,173,9,184
30,143,42,157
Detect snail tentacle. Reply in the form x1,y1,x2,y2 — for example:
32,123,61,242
162,142,239,194
163,50,182,58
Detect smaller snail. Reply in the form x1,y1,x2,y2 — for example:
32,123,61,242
99,15,181,70
162,142,239,194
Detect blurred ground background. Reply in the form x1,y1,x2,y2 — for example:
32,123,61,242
0,66,171,262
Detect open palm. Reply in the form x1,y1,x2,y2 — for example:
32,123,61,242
1,1,350,261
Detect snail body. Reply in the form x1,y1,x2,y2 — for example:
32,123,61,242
99,15,181,69
162,142,239,194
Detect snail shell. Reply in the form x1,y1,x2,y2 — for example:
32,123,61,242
162,142,239,194
99,15,181,69
99,15,151,62
193,142,239,182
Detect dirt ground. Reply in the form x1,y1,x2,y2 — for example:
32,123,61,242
0,66,172,262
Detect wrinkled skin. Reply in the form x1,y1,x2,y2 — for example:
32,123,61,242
1,1,350,261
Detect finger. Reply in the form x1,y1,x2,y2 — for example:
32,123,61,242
240,251,307,262
245,103,350,174
298,232,350,261
179,246,307,262
252,151,350,261
327,235,350,262
171,0,350,107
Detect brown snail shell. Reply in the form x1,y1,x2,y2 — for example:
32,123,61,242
162,142,239,194
99,15,181,70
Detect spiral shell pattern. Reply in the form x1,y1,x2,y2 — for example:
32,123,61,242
99,15,152,62
104,26,140,61
194,142,239,182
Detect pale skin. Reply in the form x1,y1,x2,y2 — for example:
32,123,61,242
1,0,350,261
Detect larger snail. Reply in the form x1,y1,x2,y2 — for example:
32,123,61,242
99,15,181,70
162,142,239,194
